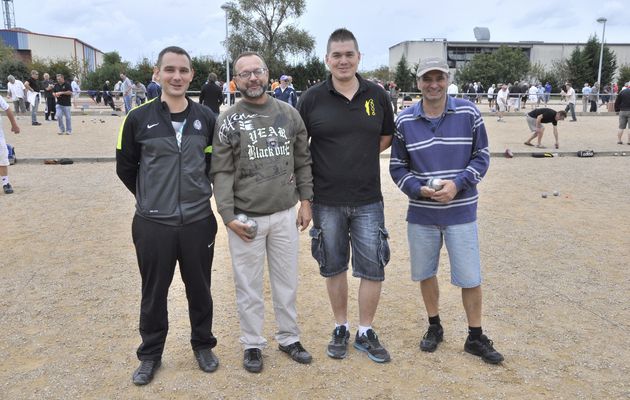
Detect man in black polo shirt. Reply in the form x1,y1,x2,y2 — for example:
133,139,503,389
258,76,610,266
53,74,73,135
523,108,567,149
26,70,42,126
297,28,394,364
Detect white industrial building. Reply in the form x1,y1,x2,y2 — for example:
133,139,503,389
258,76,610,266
1,28,104,73
389,39,630,79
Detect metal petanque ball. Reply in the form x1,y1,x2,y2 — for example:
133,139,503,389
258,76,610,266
553,191,560,196
428,178,444,191
235,213,248,223
541,193,548,198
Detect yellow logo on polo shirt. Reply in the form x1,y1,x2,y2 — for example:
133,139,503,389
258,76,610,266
364,99,376,116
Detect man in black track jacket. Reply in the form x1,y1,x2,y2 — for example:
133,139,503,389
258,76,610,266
116,46,220,386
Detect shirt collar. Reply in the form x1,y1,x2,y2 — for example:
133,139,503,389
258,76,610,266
412,95,457,119
325,73,368,96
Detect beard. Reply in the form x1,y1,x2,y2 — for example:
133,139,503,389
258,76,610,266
238,82,267,100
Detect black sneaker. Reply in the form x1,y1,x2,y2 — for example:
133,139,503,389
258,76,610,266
420,324,444,352
353,329,391,363
464,334,504,364
327,325,350,359
243,348,263,373
3,183,13,194
132,359,161,386
279,341,312,364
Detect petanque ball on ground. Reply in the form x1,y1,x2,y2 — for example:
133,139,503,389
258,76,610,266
553,191,560,196
542,193,548,198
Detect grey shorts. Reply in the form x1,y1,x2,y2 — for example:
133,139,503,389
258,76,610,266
526,115,538,132
619,110,630,129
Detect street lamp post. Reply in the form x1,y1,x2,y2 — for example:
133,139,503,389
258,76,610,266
596,17,607,98
221,3,231,106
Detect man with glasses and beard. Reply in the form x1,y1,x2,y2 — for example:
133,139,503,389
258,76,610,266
210,51,314,373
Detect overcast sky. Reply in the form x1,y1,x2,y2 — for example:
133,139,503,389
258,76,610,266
10,0,630,71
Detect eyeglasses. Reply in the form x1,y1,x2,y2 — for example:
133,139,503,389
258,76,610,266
236,68,267,79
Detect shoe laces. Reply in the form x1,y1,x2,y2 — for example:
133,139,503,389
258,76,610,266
478,335,496,351
246,348,262,361
365,329,382,346
332,326,347,344
137,360,156,374
291,341,307,353
423,325,441,340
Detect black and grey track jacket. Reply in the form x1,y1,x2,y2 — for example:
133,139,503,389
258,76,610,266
116,97,216,226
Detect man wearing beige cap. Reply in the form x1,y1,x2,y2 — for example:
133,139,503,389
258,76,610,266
390,57,504,364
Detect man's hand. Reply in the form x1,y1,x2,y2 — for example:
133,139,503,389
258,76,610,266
11,124,20,134
227,219,254,242
296,200,312,231
421,179,458,203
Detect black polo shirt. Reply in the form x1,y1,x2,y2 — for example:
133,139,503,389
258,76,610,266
297,74,395,206
53,81,72,106
27,77,41,92
528,108,558,125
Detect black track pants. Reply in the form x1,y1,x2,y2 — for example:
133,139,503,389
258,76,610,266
132,214,218,360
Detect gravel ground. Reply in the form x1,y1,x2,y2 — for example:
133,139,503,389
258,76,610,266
1,111,629,399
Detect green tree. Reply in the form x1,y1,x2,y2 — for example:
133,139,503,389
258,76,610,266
285,56,326,90
190,56,225,91
362,65,391,83
564,35,616,86
618,65,630,88
224,0,315,77
455,45,529,88
128,58,154,87
0,58,29,83
0,40,15,62
83,51,129,90
394,55,414,92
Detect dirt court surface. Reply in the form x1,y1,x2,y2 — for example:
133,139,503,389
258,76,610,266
1,111,629,399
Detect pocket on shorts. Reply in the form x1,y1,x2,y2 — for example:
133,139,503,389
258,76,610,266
378,227,390,267
309,227,326,267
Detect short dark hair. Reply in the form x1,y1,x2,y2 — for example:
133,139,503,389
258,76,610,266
156,46,192,68
557,110,567,118
327,28,359,54
232,51,267,73
208,72,217,82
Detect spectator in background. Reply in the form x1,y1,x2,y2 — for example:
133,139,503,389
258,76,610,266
389,82,400,113
228,78,237,105
120,73,134,114
614,82,630,144
273,75,298,107
133,81,147,106
199,72,223,116
447,82,459,97
146,74,162,100
562,83,577,121
42,73,56,121
544,82,552,105
25,70,42,125
487,84,495,110
581,83,591,112
6,75,26,115
71,77,81,109
589,83,599,112
496,84,508,122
